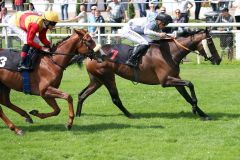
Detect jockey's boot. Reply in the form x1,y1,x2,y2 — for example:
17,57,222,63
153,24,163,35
18,57,30,71
126,44,149,67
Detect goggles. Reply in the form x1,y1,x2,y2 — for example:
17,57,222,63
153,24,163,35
48,21,57,26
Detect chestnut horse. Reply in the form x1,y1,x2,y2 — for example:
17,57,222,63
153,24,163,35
0,29,96,135
75,29,221,120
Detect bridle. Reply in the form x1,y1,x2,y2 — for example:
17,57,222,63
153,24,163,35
45,32,96,69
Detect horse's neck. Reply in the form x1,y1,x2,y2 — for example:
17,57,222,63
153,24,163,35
172,38,193,64
53,36,77,69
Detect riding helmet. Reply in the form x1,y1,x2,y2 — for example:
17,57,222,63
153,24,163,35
155,13,173,25
42,11,59,23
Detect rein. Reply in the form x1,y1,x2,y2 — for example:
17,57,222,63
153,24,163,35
44,32,95,69
170,34,212,61
172,38,201,56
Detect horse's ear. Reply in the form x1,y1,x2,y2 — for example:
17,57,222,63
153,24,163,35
73,28,77,34
205,27,210,34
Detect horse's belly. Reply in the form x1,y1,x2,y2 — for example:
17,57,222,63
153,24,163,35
0,69,23,91
116,68,161,85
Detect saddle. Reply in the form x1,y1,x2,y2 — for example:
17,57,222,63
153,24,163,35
0,48,39,72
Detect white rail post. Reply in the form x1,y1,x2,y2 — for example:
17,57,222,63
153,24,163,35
236,32,240,60
4,26,8,49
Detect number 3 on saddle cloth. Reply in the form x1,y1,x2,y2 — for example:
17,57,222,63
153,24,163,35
0,48,40,94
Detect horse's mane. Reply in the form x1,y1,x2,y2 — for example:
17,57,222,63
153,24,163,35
178,28,205,37
51,36,71,52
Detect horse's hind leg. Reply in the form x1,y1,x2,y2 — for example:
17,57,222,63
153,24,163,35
163,76,210,120
0,84,33,123
0,105,23,135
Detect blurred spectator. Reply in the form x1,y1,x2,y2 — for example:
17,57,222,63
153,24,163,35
59,0,69,20
210,0,219,11
215,8,234,32
94,10,106,44
146,1,157,21
159,6,166,14
136,0,146,17
233,0,240,30
65,4,87,29
14,0,24,11
172,9,186,32
0,7,13,48
28,3,42,14
0,0,5,10
219,0,229,10
209,0,228,11
29,3,36,12
175,0,193,23
88,5,97,35
150,0,159,10
106,0,126,34
87,0,98,11
194,0,201,20
94,9,105,36
47,0,54,11
215,8,235,61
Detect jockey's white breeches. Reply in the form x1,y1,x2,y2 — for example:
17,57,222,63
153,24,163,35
8,15,40,45
120,26,160,45
120,25,150,45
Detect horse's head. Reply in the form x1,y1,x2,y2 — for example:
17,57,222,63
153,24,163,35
73,29,97,58
194,28,221,65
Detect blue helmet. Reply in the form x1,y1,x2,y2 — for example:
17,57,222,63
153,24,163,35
155,13,172,25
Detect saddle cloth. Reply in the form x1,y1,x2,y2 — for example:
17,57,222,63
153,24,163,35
104,44,134,64
0,49,21,71
0,48,39,72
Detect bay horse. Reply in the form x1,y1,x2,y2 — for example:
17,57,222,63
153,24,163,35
0,29,97,135
75,29,221,120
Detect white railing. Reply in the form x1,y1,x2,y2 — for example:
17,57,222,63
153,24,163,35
1,22,240,63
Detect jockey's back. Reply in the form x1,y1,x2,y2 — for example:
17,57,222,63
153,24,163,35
15,11,44,32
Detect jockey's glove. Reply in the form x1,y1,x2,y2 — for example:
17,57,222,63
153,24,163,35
42,47,50,53
158,32,167,39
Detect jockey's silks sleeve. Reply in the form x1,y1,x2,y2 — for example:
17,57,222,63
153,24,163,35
143,22,160,37
27,23,42,49
39,29,51,47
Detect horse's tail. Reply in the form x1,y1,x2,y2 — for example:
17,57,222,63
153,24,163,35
68,55,84,68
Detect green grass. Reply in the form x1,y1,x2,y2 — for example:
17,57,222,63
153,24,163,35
0,62,240,160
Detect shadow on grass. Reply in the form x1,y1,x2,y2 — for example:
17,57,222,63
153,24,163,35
81,111,240,120
7,123,164,133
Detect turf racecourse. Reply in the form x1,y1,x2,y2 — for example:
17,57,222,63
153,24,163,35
0,61,240,160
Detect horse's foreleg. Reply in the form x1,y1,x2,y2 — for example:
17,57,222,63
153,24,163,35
30,86,74,130
76,81,102,117
0,106,23,135
163,76,210,120
103,78,133,118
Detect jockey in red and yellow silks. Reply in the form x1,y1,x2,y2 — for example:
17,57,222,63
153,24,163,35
8,11,59,71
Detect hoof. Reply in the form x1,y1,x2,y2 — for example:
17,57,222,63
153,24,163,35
29,110,39,116
25,117,33,124
192,108,197,115
127,114,135,119
76,112,81,117
65,124,72,130
16,130,24,136
202,116,212,121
